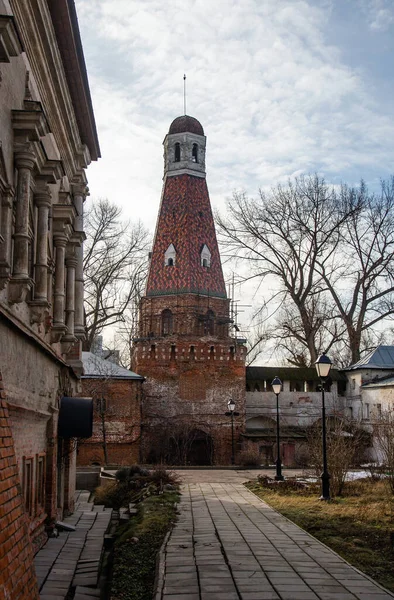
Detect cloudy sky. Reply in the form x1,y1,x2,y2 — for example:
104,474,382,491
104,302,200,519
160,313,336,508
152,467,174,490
75,0,394,347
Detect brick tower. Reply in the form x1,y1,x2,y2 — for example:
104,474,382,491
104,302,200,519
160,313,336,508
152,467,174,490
133,115,246,465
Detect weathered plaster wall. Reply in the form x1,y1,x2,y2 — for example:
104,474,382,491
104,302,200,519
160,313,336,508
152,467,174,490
246,385,341,429
0,318,79,542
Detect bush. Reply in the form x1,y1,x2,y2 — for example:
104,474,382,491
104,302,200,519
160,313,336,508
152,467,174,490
147,466,180,489
116,465,149,483
239,443,261,466
94,465,180,509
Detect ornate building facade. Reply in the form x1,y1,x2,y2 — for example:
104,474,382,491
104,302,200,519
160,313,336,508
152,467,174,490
0,1,99,596
133,115,245,465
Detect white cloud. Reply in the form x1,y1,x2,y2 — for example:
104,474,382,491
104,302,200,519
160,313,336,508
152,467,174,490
76,0,394,356
361,0,394,30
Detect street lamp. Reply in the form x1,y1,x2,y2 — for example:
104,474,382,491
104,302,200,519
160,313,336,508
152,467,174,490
225,399,239,465
315,353,332,500
272,376,284,481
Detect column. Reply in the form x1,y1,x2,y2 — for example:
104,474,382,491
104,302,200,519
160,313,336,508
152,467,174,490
52,234,67,339
0,190,14,286
13,150,35,280
63,254,77,341
72,187,85,339
33,187,51,302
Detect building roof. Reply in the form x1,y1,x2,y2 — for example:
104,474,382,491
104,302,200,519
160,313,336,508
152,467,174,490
168,115,204,136
81,352,144,380
362,374,394,388
145,174,227,298
345,346,394,371
246,366,346,382
47,0,100,160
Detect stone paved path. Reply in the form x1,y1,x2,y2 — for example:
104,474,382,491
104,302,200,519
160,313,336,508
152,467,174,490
158,479,394,600
36,490,112,599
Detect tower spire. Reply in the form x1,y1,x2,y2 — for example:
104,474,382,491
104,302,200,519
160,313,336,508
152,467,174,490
183,73,186,115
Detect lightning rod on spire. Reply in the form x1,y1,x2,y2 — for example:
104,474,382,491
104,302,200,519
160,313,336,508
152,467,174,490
183,73,186,115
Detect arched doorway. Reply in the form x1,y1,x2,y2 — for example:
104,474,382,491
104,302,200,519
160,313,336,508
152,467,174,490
187,430,214,465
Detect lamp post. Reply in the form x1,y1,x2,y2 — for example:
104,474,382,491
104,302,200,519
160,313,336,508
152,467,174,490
272,376,284,481
315,353,332,500
225,399,239,465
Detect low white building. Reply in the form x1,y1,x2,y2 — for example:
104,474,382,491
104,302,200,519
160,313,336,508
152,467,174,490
245,366,347,466
344,346,394,462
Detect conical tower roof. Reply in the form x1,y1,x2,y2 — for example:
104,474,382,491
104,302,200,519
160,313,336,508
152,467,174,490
145,116,226,299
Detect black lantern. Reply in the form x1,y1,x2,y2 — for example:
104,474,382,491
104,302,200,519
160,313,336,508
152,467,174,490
315,353,332,500
225,399,239,465
271,377,284,481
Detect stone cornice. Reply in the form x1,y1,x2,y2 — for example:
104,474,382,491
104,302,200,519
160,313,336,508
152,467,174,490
165,169,206,179
47,1,100,161
9,0,99,183
12,106,49,143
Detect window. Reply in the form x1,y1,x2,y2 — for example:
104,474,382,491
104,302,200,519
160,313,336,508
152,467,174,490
376,404,382,418
174,142,181,162
204,310,215,335
36,454,46,511
162,309,173,335
363,403,370,420
23,457,33,516
290,381,302,392
200,244,211,267
165,243,176,266
192,143,198,163
351,378,356,390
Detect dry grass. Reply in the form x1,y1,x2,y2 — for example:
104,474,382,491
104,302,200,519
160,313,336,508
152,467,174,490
246,478,394,592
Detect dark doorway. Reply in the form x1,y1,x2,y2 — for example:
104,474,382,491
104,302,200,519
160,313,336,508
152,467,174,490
187,430,213,465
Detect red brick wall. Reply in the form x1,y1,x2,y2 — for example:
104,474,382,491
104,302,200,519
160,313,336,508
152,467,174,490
138,294,232,339
77,378,142,466
133,293,246,465
7,405,49,544
0,373,39,600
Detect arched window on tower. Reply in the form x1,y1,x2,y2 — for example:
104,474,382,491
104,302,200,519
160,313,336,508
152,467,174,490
162,309,173,336
200,244,211,268
204,310,215,335
174,142,181,162
164,243,176,266
192,143,199,163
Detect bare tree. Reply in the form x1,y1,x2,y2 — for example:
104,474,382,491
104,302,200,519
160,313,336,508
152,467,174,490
372,404,394,495
217,175,394,366
217,175,361,365
83,198,150,350
306,414,369,496
245,323,272,366
317,178,394,363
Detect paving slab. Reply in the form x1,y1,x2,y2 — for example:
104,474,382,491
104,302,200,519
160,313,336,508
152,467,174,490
34,490,112,599
155,472,394,600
